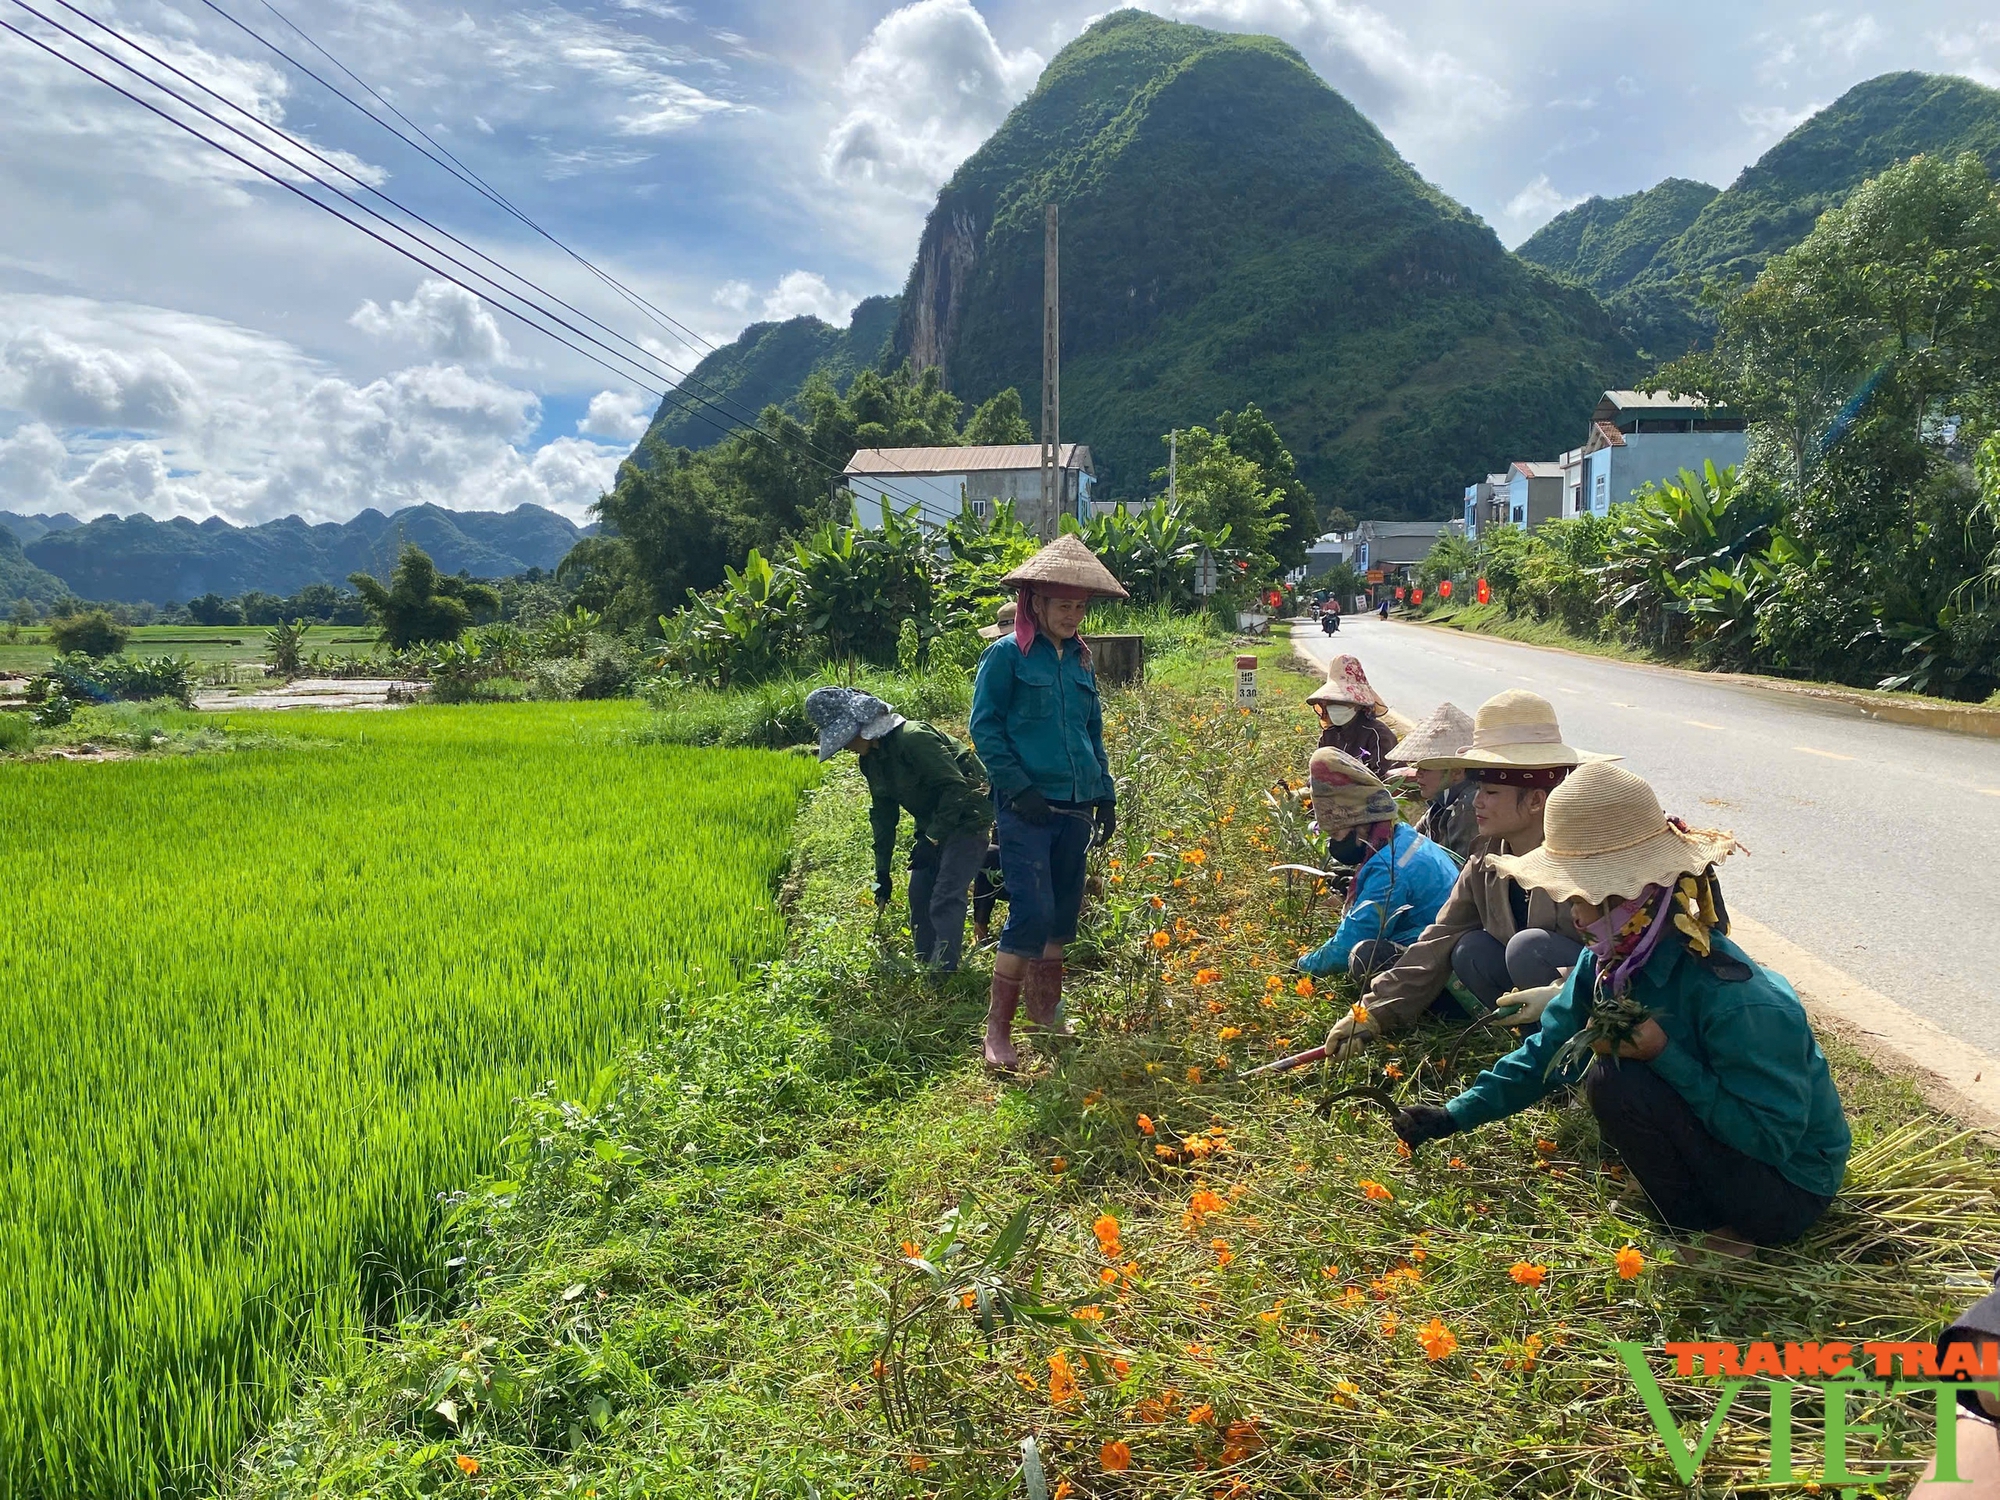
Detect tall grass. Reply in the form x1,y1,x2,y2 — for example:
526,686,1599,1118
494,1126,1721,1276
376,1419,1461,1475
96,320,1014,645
0,702,815,1498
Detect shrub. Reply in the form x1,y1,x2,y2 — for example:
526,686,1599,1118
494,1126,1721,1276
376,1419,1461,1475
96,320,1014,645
265,619,309,678
0,711,33,751
35,653,197,707
48,611,130,658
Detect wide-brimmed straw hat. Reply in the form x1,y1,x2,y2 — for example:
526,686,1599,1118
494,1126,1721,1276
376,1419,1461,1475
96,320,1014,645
978,600,1017,640
1304,654,1387,711
1386,702,1475,766
1308,746,1398,824
1000,534,1130,599
1419,689,1617,769
1489,762,1742,904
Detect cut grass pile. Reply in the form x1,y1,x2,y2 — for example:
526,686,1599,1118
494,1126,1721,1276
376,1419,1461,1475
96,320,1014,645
234,680,1997,1499
0,703,816,1499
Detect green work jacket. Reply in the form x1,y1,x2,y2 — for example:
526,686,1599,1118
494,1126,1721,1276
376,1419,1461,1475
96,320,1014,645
1446,931,1852,1197
859,721,991,877
969,633,1114,805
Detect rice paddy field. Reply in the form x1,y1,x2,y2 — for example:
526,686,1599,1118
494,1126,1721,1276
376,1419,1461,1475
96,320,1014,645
0,702,816,1498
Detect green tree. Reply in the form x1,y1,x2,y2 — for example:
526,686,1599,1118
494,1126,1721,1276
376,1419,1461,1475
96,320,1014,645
1155,426,1281,579
186,593,243,626
962,387,1035,445
1215,405,1316,569
349,545,502,649
47,610,130,658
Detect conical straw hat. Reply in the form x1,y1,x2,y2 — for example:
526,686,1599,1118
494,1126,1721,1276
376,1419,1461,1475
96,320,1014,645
1489,762,1742,904
1303,654,1387,710
1000,534,1130,599
1422,689,1617,769
1386,702,1475,765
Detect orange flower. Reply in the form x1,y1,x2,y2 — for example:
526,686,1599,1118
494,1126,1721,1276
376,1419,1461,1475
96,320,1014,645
1181,848,1207,865
1294,977,1314,996
1049,1350,1080,1404
961,1291,977,1308
1093,1213,1122,1257
1382,1062,1403,1080
1419,1317,1458,1361
1149,894,1165,910
1509,1262,1548,1288
1332,1379,1360,1406
454,1456,479,1476
1100,1267,1119,1285
1154,1144,1178,1160
1534,1139,1558,1156
1100,1439,1133,1472
1151,929,1171,949
1264,974,1283,991
1186,1066,1203,1084
1380,1312,1400,1338
1112,1357,1131,1378
1218,1026,1242,1041
1137,1113,1155,1135
1615,1246,1646,1280
906,1455,931,1472
901,1240,921,1258
1448,1157,1465,1169
1121,1262,1140,1282
1187,1403,1216,1426
1186,1137,1214,1160
1220,1418,1264,1462
1194,968,1220,986
1205,998,1225,1014
1349,1001,1370,1025
1082,1090,1103,1108
1052,1482,1074,1500
1258,1302,1284,1324
1051,1157,1068,1174
1521,1333,1545,1371
1211,1237,1234,1268
1074,1305,1105,1322
1320,1264,1340,1279
1358,1179,1393,1202
1183,1188,1226,1227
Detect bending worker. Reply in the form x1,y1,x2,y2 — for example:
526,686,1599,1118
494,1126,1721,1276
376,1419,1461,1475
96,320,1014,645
1296,748,1459,983
1386,702,1478,860
1327,691,1607,1058
1393,763,1851,1252
969,535,1126,1071
805,687,991,973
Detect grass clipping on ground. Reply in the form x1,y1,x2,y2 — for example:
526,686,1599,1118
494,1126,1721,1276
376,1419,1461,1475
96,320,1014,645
237,680,1999,1500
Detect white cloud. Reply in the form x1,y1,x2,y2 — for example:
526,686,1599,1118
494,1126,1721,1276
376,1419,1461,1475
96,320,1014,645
0,422,70,508
1739,99,1825,144
713,280,754,313
1503,174,1585,228
350,280,512,365
578,389,651,441
2,329,201,431
824,0,1045,199
760,270,855,324
1813,13,1883,61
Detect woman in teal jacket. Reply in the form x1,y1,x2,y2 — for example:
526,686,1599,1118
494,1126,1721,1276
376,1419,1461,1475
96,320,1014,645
1393,763,1851,1250
969,536,1126,1071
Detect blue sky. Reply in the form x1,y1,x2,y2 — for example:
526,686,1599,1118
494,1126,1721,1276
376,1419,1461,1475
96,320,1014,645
2,0,1996,525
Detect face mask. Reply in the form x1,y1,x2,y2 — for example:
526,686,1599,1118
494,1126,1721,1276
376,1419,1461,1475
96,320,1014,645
1327,830,1373,865
1322,704,1357,726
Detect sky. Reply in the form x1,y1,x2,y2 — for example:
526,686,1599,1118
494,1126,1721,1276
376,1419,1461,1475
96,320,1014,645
2,0,1997,528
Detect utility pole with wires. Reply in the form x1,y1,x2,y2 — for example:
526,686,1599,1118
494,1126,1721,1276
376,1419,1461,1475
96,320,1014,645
1039,202,1060,540
1168,429,1177,508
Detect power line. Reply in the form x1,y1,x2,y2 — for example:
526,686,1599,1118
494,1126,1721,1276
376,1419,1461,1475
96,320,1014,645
1,0,945,514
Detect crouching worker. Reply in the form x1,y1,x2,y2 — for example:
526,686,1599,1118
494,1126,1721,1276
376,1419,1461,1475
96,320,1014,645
1326,691,1606,1059
1386,702,1478,860
805,687,992,973
1297,748,1459,984
1392,763,1851,1250
970,535,1127,1071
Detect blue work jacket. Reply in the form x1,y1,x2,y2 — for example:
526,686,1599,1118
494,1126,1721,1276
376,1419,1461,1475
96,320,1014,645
970,633,1115,805
1298,824,1460,975
1446,932,1852,1197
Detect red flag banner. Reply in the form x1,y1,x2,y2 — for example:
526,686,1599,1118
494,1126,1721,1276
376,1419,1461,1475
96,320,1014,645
1439,579,1453,600
1476,577,1491,605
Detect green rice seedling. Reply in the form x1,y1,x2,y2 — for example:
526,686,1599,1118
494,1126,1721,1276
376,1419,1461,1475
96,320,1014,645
0,702,815,1498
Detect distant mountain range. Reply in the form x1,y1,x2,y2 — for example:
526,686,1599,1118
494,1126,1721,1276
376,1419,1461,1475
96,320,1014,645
1518,71,2000,355
0,503,589,605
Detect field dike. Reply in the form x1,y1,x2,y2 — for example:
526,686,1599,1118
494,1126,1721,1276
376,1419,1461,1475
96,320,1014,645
2,703,816,1499
231,673,1997,1499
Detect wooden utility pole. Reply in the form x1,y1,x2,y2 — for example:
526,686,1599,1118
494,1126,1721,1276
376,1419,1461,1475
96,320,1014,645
1039,202,1060,540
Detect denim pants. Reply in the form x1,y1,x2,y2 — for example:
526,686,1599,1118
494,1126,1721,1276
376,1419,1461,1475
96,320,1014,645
907,831,990,972
1584,1057,1832,1244
993,799,1093,958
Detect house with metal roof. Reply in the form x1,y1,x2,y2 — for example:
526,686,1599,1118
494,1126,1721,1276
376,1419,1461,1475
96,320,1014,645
1507,461,1565,530
1574,391,1747,516
840,444,1094,534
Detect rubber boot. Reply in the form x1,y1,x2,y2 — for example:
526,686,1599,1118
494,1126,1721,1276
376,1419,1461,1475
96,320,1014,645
984,971,1023,1071
1022,956,1070,1035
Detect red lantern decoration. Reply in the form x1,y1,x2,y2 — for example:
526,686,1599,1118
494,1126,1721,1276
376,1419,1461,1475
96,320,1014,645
1412,588,1425,606
1266,590,1282,608
1476,577,1491,605
1394,586,1406,601
1439,579,1453,600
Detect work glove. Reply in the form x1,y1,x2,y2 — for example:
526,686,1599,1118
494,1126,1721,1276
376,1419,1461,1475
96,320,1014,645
1324,1008,1382,1062
872,866,892,909
1091,798,1117,847
1010,788,1052,826
1488,981,1561,1030
1393,1105,1458,1150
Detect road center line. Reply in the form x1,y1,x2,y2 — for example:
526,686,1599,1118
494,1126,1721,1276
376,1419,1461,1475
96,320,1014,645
1795,746,1856,761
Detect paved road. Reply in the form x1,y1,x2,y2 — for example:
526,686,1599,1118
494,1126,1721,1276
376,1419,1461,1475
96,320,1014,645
1295,617,2000,1053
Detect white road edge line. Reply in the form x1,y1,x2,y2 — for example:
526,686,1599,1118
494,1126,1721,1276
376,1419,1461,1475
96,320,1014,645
1732,916,2000,1142
1794,746,1856,761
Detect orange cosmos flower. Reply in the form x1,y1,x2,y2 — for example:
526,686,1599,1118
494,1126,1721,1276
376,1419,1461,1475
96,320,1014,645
454,1456,479,1476
1074,1305,1105,1322
1052,1482,1073,1500
1332,1379,1360,1406
1186,1066,1203,1084
900,1240,921,1258
1418,1317,1458,1361
1211,1237,1234,1268
961,1291,977,1308
1220,1418,1264,1462
1048,1351,1079,1404
1534,1139,1558,1156
1113,1356,1131,1377
1349,1001,1370,1025
1380,1312,1400,1338
1100,1439,1132,1472
1218,1026,1242,1041
1149,894,1165,910
1382,1062,1403,1080
1320,1264,1340,1279
1358,1179,1393,1202
1182,848,1207,865
1265,974,1283,991
1509,1262,1547,1288
1093,1213,1122,1256
1186,1403,1216,1426
1154,1144,1178,1160
1050,1157,1067,1174
905,1455,930,1472
1100,1267,1119,1285
1615,1246,1646,1280
1151,929,1171,949
1294,977,1314,996
1194,968,1220,986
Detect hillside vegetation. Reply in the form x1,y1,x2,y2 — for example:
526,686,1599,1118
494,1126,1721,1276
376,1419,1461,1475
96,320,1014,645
0,522,67,608
1522,71,2000,356
1513,178,1717,295
889,9,1636,514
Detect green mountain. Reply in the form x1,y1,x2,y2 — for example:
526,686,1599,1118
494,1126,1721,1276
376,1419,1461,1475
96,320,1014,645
1516,178,1718,294
0,522,69,608
22,503,587,604
1567,71,2000,355
638,295,901,453
887,9,1636,515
